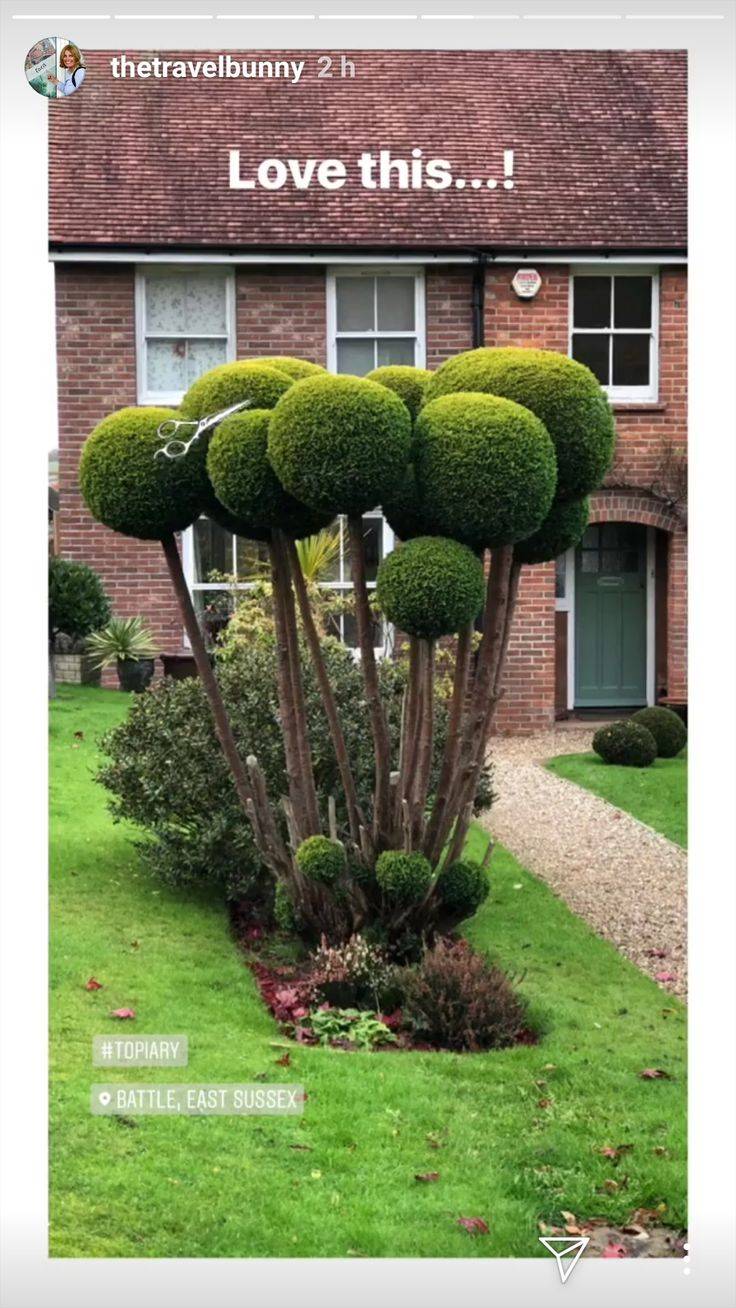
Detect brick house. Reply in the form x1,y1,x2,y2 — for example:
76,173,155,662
50,49,687,731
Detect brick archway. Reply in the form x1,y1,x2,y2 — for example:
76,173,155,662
588,490,682,536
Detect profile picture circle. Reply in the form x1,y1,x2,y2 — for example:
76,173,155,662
25,38,86,99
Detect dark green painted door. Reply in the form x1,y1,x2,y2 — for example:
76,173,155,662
575,523,647,707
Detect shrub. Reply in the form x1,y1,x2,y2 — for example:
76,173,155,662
98,641,476,901
376,536,485,639
79,407,204,540
366,365,433,421
86,616,158,669
380,465,439,542
310,934,393,1007
435,859,490,920
514,496,590,566
274,882,300,932
49,558,111,640
178,360,293,421
267,373,412,517
296,835,347,885
206,409,331,540
308,1008,396,1050
592,719,658,767
399,940,529,1052
376,851,432,903
423,346,616,502
631,706,687,758
247,356,326,380
414,392,557,550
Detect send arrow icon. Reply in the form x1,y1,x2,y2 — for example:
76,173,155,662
539,1235,589,1283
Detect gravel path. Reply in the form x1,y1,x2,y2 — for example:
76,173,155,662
479,729,687,998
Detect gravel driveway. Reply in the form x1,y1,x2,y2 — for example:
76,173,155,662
480,729,687,998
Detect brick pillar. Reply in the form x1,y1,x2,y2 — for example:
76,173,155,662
496,561,557,734
666,527,688,700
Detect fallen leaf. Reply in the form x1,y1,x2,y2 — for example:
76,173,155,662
74,730,84,740
655,971,677,983
414,1172,440,1183
310,1170,322,1180
639,1067,671,1079
599,1143,634,1162
602,1243,629,1258
85,977,103,991
275,1053,291,1067
457,1217,489,1236
537,1098,553,1109
621,1223,650,1239
560,1210,577,1225
110,1008,135,1019
288,1143,312,1151
646,948,667,958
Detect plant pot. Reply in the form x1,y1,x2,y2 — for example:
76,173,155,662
117,657,155,693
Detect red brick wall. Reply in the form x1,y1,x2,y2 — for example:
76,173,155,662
425,268,474,367
236,269,327,363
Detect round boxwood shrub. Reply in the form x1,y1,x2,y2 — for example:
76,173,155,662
79,407,205,540
435,858,490,919
206,409,332,541
366,365,433,422
376,536,484,639
514,496,590,565
414,392,557,550
631,706,687,759
295,835,347,885
375,850,433,903
179,361,293,421
49,558,111,640
267,373,412,517
248,356,326,380
424,347,615,502
592,720,657,767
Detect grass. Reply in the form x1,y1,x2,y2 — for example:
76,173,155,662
50,686,686,1258
545,751,687,848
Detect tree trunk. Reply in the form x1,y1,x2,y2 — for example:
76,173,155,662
423,622,472,864
347,515,392,844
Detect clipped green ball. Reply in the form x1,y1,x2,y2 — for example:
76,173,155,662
424,347,615,502
295,835,347,885
414,392,557,551
179,361,293,421
366,365,433,422
592,720,657,768
248,356,327,380
268,374,412,517
631,706,687,759
375,851,433,903
376,536,484,640
207,410,332,541
79,407,205,541
515,496,590,565
435,859,490,919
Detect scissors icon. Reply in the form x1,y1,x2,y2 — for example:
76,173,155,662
155,398,252,460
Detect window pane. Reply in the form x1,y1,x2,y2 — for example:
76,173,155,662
582,525,600,548
193,516,232,580
336,338,375,375
146,338,187,393
581,550,599,573
376,337,416,367
612,334,650,387
601,550,622,573
572,333,609,385
186,338,228,386
622,550,640,573
376,276,415,330
342,610,381,650
361,517,382,582
614,276,651,329
186,274,227,333
235,536,270,580
146,274,187,333
555,554,567,600
336,278,374,331
601,523,619,547
573,277,610,328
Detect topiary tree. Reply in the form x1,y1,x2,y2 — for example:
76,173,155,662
48,557,111,699
247,355,327,380
631,706,687,758
593,720,658,767
81,345,614,948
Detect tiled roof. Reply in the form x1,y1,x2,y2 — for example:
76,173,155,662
49,50,686,251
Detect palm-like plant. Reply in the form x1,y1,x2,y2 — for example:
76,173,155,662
86,616,158,669
295,527,340,585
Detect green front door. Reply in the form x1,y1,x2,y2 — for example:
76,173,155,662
575,523,647,707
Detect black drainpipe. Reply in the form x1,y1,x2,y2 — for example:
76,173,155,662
472,253,486,348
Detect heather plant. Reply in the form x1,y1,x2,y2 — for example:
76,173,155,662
81,346,613,945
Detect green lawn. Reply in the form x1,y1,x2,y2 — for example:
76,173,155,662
546,751,687,848
50,686,686,1258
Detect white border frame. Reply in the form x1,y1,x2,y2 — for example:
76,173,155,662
569,264,660,403
134,265,236,406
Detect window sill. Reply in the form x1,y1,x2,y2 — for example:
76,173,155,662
611,402,666,413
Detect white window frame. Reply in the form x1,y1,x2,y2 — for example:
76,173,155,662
326,266,426,374
569,265,659,403
135,265,236,405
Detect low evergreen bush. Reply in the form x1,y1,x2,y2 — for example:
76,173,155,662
592,719,658,767
49,558,111,641
631,706,687,758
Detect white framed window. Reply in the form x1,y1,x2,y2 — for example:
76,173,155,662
326,267,425,374
569,267,659,402
182,511,395,657
135,266,236,404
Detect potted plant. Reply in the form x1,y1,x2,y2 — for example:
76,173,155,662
49,558,111,698
87,617,158,693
